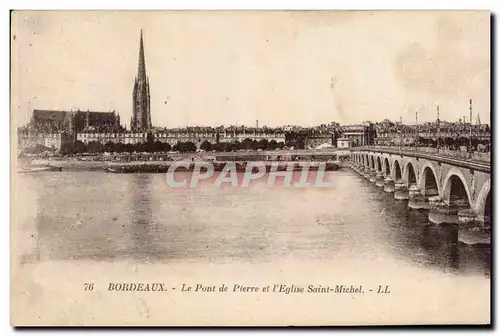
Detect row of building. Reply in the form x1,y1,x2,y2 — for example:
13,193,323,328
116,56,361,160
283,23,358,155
17,106,491,154
16,109,377,153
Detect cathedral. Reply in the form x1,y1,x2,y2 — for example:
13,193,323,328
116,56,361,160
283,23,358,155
131,30,152,131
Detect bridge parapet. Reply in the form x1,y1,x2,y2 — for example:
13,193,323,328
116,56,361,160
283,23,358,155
353,146,490,164
352,146,490,173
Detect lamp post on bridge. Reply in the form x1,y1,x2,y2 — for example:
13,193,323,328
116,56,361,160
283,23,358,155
436,105,440,153
469,98,473,152
399,115,402,151
415,110,419,151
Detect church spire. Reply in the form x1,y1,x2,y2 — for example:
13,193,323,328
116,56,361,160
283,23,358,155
132,29,152,131
137,30,146,81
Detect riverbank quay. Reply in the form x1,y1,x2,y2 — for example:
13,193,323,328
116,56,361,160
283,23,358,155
25,158,343,173
21,149,350,172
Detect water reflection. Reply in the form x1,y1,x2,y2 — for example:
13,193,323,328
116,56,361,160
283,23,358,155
356,175,490,277
129,174,157,260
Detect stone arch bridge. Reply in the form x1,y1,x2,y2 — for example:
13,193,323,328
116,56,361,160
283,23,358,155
349,147,491,235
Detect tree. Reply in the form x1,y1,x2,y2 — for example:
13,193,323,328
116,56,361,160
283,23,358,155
152,141,163,152
250,140,260,150
240,138,254,150
74,140,88,153
183,141,197,152
268,139,278,150
104,141,116,153
59,141,73,155
114,142,127,153
174,141,197,153
216,142,230,152
163,142,172,152
124,143,135,153
136,142,148,153
285,131,305,149
87,141,104,153
257,139,269,150
200,140,213,151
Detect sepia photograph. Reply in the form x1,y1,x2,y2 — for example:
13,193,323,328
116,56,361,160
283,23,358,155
10,10,491,326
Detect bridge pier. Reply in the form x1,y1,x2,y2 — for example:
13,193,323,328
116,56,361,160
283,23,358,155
383,177,394,192
428,195,441,209
356,164,363,175
369,169,377,183
408,184,419,197
428,201,460,225
353,163,361,174
358,165,364,176
457,209,491,245
408,184,429,211
357,165,364,175
394,180,409,200
428,197,471,225
363,167,371,179
375,172,384,187
359,164,364,174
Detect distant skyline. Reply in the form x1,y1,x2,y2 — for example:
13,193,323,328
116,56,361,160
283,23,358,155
11,11,490,128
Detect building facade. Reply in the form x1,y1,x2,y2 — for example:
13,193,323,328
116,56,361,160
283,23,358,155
305,135,333,148
18,109,123,153
77,132,148,145
18,132,74,154
27,109,122,134
339,123,375,147
217,129,286,144
336,137,353,149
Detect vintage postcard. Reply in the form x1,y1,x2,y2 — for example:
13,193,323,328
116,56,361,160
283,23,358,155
10,10,491,326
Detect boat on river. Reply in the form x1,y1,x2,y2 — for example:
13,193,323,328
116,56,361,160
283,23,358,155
18,165,63,173
103,160,341,173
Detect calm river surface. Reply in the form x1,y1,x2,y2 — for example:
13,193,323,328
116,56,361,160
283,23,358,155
16,169,490,278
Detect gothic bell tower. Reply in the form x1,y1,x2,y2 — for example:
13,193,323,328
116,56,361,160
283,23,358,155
131,30,152,131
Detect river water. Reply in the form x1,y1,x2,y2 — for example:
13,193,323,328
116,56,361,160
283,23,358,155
12,169,491,325
16,169,491,277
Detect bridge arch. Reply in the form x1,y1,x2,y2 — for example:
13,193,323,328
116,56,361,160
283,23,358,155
442,167,472,208
419,164,440,197
404,162,417,187
376,156,382,172
475,179,491,220
392,159,402,181
384,157,391,176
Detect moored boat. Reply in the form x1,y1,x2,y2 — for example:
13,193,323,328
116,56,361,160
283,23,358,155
18,165,62,173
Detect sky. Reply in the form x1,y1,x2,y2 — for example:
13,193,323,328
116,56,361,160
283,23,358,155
11,11,490,128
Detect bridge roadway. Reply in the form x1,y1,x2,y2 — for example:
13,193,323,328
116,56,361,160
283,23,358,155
352,146,490,173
